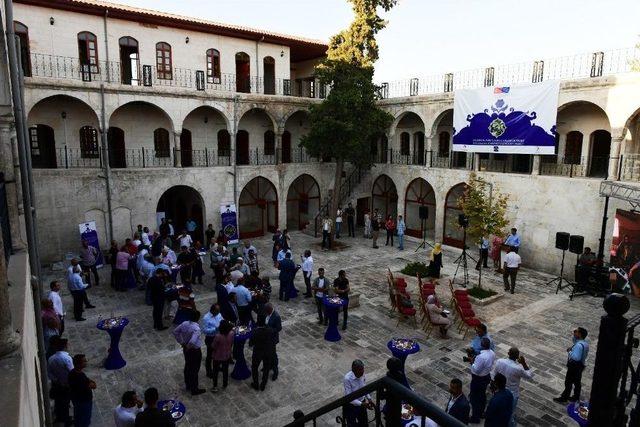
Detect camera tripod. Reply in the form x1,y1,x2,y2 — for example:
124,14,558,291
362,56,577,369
452,227,476,287
548,249,573,294
414,218,435,252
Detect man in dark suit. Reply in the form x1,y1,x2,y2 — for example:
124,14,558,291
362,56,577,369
148,269,168,330
484,373,513,427
445,378,470,424
134,387,175,426
265,303,282,381
249,315,275,391
220,292,239,325
278,252,297,301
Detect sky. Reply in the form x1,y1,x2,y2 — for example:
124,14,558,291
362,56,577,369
114,0,640,81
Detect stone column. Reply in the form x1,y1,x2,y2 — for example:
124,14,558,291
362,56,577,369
0,230,20,357
0,117,24,249
230,132,236,166
531,155,541,175
173,131,182,167
474,154,481,172
276,127,284,164
608,136,623,180
557,133,567,160
386,132,394,165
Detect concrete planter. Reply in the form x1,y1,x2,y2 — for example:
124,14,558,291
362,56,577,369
468,291,504,306
348,293,361,309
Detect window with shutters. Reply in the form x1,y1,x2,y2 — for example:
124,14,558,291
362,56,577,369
156,42,172,80
206,48,221,83
79,126,99,158
154,128,170,157
78,32,99,74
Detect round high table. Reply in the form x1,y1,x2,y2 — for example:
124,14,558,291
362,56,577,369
96,317,129,370
387,339,421,388
157,399,186,423
566,402,589,427
323,297,346,342
231,326,252,380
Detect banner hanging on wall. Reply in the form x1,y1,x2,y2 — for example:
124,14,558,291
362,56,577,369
452,80,560,154
220,204,239,245
78,221,104,267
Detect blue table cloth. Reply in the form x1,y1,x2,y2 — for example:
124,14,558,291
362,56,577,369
157,399,186,422
96,317,129,370
323,297,346,342
387,339,421,388
566,402,589,427
231,326,252,380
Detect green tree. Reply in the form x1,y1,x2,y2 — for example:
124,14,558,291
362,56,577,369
459,173,510,288
301,0,396,223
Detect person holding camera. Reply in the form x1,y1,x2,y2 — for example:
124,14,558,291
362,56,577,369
467,337,496,424
554,327,589,404
493,347,533,426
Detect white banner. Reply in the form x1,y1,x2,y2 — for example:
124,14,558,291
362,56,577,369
452,80,560,154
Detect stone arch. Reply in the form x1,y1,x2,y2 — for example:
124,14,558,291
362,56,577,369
443,182,468,248
428,107,454,138
389,109,426,135
404,178,436,239
371,174,398,219
286,174,320,231
156,185,206,244
284,110,311,162
237,108,277,164
238,176,278,238
181,106,230,163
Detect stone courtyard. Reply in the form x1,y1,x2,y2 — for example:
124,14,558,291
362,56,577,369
46,231,638,427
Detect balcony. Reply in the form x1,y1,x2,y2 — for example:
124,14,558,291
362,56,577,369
385,149,474,170
27,53,327,99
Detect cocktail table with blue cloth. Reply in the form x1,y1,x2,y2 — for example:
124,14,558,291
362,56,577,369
96,317,129,370
387,339,421,388
231,325,252,380
323,296,346,342
566,402,589,427
157,399,186,422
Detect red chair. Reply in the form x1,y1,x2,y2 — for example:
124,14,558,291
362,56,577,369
395,294,417,327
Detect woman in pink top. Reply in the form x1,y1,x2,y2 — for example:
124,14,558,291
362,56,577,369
115,248,131,291
210,320,235,392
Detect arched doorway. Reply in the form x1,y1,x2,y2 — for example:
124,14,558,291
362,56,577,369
287,174,320,230
263,56,275,95
107,127,126,168
181,129,193,167
14,21,31,77
28,124,57,168
235,52,250,93
157,185,205,244
589,130,611,177
282,131,292,163
236,130,249,165
443,183,468,248
404,178,436,239
119,36,139,85
239,177,278,238
372,174,398,219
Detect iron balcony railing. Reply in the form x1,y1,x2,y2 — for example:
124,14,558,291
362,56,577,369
539,155,612,178
378,46,640,98
28,53,329,99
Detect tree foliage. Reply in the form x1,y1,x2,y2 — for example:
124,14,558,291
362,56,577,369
459,173,510,244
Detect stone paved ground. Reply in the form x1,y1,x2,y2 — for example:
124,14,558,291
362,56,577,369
46,231,640,427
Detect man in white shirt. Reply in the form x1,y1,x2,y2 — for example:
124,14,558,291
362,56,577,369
178,229,193,249
113,390,143,427
503,246,522,294
468,337,496,423
141,227,151,246
242,241,257,262
493,347,533,426
48,280,65,336
48,337,73,424
343,360,373,425
312,268,329,325
301,250,314,298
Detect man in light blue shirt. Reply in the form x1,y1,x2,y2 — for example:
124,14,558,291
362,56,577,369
396,215,406,251
48,337,74,424
554,327,589,403
202,304,223,378
466,323,496,357
68,268,91,321
233,279,253,325
476,236,490,270
504,228,521,253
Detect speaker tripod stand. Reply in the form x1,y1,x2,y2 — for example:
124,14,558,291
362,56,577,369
452,227,477,288
548,249,573,294
414,218,435,252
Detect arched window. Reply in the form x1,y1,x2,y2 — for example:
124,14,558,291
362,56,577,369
77,31,99,75
264,130,275,155
263,56,275,95
156,42,172,80
564,131,583,164
206,49,221,83
154,128,170,157
235,52,250,93
217,129,231,156
79,126,99,158
438,131,450,157
400,132,410,156
119,36,139,85
13,21,31,77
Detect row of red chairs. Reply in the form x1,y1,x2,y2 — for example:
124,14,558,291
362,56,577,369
387,269,418,327
448,280,481,339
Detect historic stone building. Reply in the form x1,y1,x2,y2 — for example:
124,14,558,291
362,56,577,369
3,0,640,276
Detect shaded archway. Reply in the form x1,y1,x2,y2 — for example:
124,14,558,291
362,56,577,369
372,174,398,219
157,185,205,244
239,177,278,238
238,108,276,164
181,105,229,165
443,183,468,248
284,110,311,162
287,174,320,230
404,178,436,239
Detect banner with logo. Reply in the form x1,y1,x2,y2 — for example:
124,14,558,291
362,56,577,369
78,221,104,267
452,80,560,154
220,204,239,245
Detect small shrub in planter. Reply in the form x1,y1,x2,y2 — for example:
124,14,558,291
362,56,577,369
400,262,430,277
467,286,497,299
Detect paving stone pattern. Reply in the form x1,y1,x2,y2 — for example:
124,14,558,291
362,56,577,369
46,232,639,427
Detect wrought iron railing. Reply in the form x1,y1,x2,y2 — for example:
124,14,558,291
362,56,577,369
28,53,329,98
54,147,102,169
378,47,640,98
478,154,534,174
285,366,466,427
539,155,611,178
